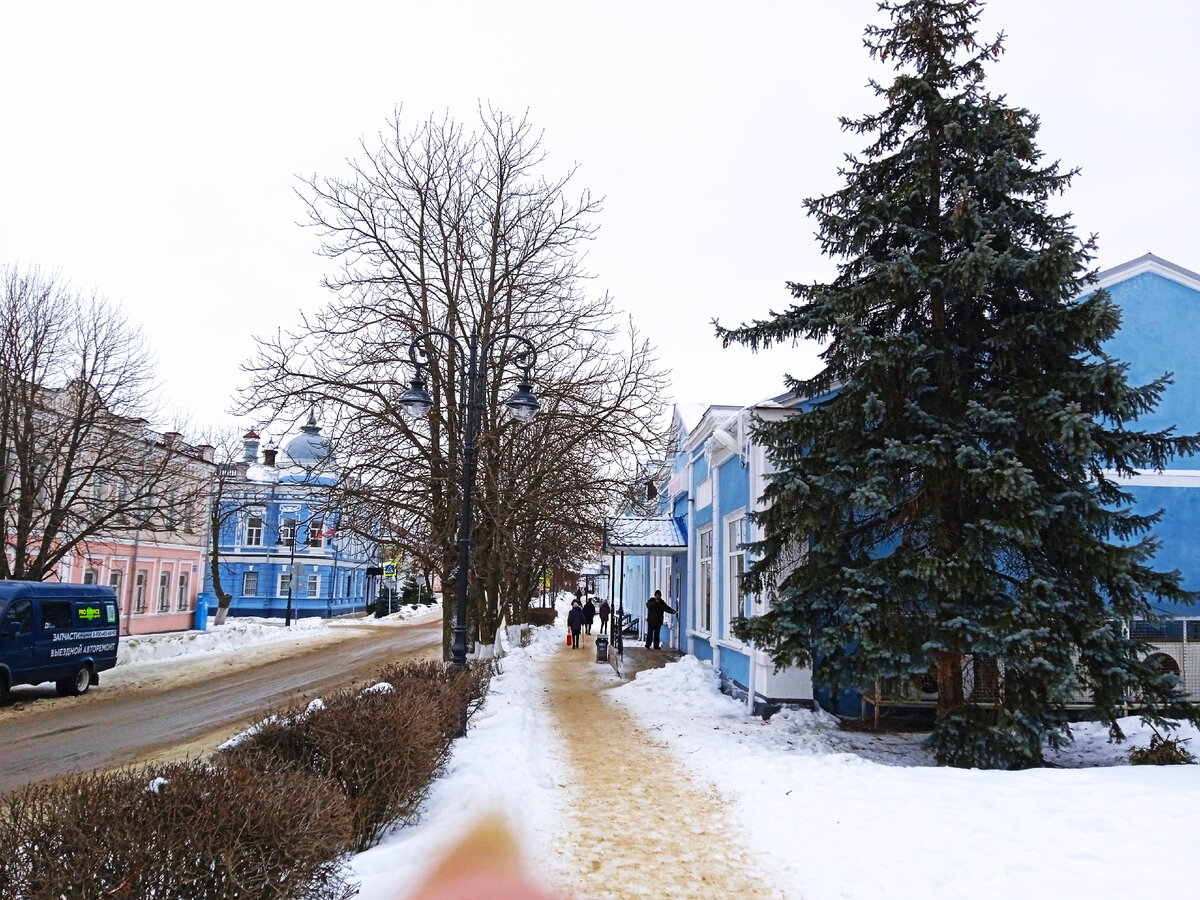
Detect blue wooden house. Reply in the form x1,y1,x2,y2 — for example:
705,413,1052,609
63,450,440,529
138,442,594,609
608,253,1200,714
201,417,377,621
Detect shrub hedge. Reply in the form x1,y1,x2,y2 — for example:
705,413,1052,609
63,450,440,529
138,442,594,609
0,658,493,899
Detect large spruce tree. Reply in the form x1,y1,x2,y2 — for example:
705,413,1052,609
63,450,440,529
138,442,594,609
718,0,1199,768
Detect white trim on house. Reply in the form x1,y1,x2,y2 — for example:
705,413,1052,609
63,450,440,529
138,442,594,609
1092,253,1200,294
723,506,748,645
1104,469,1200,487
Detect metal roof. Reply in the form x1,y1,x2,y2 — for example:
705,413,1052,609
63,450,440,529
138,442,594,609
603,515,687,556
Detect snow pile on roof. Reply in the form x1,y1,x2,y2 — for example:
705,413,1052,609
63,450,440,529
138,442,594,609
606,515,686,550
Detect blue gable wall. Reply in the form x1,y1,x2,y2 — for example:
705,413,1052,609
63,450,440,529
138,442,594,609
1102,272,1200,436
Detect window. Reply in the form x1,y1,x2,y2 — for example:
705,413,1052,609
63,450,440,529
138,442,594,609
83,569,98,585
278,572,291,597
245,514,264,547
41,600,72,631
345,574,352,598
117,478,130,522
109,570,122,597
3,599,33,635
698,527,713,632
243,571,259,597
90,474,105,516
279,517,297,547
308,519,324,548
135,571,148,614
726,515,747,636
158,572,170,612
307,572,320,597
177,572,189,610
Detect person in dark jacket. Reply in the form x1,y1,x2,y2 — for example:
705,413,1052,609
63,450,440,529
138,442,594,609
582,598,596,635
598,599,611,635
644,590,676,649
567,600,584,649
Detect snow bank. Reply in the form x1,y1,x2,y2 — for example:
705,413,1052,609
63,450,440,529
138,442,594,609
611,655,1200,900
348,625,567,900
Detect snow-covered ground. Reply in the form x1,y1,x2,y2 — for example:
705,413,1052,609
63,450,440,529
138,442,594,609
113,604,1200,900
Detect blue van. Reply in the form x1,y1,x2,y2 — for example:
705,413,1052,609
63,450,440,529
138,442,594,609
0,582,120,700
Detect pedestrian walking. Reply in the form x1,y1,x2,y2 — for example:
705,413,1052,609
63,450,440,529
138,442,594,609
582,598,596,635
567,599,584,649
644,590,676,649
598,599,611,636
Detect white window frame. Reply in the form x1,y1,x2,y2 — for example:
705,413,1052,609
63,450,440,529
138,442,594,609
243,571,259,597
158,572,171,612
697,526,713,634
307,572,320,597
83,568,98,585
279,516,298,547
109,570,122,596
725,511,748,641
135,570,148,613
245,513,264,547
308,519,325,549
278,572,291,597
177,572,189,610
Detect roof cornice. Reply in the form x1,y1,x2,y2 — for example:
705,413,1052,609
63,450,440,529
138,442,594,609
1092,253,1200,293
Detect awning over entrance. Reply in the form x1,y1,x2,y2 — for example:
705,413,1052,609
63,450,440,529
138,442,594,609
603,515,687,556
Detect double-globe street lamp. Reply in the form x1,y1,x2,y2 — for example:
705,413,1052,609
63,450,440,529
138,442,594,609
399,329,540,669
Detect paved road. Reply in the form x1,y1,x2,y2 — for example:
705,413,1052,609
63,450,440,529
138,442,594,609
0,619,442,794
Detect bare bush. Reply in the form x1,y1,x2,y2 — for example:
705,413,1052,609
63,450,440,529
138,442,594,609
218,660,491,852
0,761,356,900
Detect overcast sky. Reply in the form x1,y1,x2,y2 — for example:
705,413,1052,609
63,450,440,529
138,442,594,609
2,0,1197,435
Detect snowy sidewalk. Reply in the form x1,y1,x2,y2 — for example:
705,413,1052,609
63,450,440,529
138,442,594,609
540,633,787,899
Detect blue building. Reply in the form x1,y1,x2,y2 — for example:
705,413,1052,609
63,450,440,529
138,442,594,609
203,417,377,620
609,254,1200,713
1090,254,1200,696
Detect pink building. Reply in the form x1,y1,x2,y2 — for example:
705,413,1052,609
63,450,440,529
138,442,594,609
57,434,215,637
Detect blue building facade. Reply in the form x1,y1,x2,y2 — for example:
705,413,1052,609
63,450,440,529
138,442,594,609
1090,254,1200,696
202,417,376,620
610,254,1200,713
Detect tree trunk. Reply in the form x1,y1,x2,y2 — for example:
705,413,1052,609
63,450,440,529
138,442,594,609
934,649,965,719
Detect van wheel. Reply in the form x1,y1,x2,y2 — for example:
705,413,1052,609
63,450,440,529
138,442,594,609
56,665,91,697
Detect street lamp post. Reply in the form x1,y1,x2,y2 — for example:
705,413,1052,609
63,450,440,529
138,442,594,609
399,328,539,669
277,514,327,627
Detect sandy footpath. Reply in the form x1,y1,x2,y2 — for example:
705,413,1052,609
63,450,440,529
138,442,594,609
540,635,788,899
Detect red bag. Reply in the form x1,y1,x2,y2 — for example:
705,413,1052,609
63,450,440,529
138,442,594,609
566,635,572,647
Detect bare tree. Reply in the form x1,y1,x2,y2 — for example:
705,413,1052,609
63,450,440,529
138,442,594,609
240,107,668,655
0,264,207,581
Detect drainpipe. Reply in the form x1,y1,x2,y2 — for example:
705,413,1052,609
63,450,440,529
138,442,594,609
617,551,625,658
124,529,141,636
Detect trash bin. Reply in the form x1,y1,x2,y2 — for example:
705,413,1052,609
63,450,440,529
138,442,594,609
595,636,609,663
193,595,209,631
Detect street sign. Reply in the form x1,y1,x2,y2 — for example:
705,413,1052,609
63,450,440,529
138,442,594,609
383,562,397,578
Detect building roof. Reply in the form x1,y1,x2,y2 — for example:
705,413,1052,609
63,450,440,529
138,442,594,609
1093,253,1200,293
603,515,687,556
280,413,335,470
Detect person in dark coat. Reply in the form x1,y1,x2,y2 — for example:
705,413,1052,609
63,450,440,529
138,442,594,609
644,589,676,649
598,599,611,636
582,598,596,635
567,600,584,649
